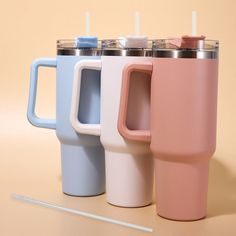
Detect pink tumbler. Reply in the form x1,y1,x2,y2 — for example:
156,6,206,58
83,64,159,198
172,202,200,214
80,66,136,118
118,36,219,220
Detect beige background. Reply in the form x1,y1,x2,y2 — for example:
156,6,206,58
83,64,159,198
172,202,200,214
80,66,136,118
0,0,236,235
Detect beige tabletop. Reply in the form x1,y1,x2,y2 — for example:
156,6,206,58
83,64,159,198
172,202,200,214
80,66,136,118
0,120,236,236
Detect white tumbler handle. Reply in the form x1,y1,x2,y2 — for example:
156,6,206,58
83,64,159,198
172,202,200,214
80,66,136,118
70,60,101,136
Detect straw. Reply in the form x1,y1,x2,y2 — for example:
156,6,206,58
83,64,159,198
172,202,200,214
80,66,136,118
12,193,153,233
192,11,197,36
134,11,140,36
85,11,90,36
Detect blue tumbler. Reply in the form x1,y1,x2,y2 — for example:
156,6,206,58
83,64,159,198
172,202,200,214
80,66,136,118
27,37,105,196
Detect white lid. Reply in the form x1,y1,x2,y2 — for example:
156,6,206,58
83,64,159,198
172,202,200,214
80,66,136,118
118,36,148,48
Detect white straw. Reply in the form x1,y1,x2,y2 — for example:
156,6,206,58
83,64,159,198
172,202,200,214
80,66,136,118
192,11,197,36
85,11,90,36
12,193,153,233
134,11,140,36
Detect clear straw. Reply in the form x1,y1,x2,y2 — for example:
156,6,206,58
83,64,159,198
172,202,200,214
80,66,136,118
12,193,153,233
85,11,90,36
134,11,140,36
192,11,197,36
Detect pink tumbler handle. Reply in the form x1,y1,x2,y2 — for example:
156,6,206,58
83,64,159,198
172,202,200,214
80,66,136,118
118,63,152,142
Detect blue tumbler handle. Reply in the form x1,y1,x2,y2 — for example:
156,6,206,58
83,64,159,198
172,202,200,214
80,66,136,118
27,58,57,129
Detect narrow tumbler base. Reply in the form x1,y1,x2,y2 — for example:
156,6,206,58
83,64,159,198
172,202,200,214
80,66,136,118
105,150,153,207
61,144,105,197
155,157,209,221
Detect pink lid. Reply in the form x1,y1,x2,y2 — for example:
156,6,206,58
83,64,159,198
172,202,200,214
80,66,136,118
152,36,218,58
180,35,206,49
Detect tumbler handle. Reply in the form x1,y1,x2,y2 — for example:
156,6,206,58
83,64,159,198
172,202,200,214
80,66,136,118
27,58,57,129
118,62,152,142
70,60,101,136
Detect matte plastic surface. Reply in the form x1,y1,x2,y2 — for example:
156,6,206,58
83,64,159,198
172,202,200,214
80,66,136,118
70,60,102,136
151,58,218,220
27,58,57,129
27,56,105,196
118,57,218,220
100,56,153,207
71,56,154,207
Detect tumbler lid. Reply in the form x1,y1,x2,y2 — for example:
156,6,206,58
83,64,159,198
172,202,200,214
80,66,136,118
75,36,98,48
152,36,219,59
101,36,152,57
57,36,101,56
